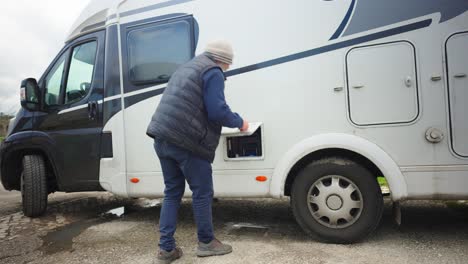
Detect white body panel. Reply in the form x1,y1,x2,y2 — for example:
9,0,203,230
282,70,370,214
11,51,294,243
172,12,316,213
446,32,468,157
69,0,468,201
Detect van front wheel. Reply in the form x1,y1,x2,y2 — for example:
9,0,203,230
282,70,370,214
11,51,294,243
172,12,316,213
291,157,383,243
21,155,48,217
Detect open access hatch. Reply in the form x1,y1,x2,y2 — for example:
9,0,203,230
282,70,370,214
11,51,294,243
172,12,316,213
221,122,263,160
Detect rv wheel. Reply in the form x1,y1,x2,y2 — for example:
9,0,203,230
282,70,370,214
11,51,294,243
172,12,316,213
21,155,48,217
291,157,383,243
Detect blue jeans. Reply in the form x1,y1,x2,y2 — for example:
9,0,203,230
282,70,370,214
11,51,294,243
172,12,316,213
154,139,214,251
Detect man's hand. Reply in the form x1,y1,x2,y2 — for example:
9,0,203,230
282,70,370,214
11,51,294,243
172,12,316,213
240,120,249,132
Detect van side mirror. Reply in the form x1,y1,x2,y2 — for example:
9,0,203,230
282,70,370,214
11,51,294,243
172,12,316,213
20,78,41,111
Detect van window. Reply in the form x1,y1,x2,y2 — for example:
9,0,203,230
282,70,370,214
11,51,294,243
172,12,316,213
127,20,192,85
44,53,67,106
65,41,98,104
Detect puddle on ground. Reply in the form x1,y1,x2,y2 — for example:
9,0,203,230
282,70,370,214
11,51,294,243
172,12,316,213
39,219,104,255
40,205,129,255
39,198,163,254
40,205,128,255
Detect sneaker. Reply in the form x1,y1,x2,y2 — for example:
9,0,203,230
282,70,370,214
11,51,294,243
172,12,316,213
197,238,233,257
154,247,183,264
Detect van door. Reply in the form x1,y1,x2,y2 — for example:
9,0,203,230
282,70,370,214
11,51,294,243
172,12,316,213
446,32,468,157
36,30,105,191
346,41,419,126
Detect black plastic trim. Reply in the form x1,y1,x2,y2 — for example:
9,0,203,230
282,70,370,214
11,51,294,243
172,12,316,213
124,87,166,109
104,25,121,98
103,98,122,125
101,132,113,158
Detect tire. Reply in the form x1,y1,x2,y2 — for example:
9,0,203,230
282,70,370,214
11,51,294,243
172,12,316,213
291,157,383,243
21,155,48,217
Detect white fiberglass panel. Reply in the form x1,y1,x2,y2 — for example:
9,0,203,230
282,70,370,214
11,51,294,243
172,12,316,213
347,42,418,125
446,32,468,157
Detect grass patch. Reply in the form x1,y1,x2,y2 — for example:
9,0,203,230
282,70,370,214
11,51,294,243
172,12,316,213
377,176,388,187
0,136,4,142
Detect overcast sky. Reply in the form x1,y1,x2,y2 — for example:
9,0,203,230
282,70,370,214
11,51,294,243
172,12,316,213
0,0,91,115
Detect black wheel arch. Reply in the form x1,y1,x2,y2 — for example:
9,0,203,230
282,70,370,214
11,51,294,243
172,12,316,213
1,131,60,192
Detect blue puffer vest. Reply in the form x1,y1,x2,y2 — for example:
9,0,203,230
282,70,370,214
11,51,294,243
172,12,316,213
146,54,223,162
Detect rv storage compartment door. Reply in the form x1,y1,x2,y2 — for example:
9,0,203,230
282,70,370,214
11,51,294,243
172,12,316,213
446,32,468,157
221,122,263,160
346,41,418,126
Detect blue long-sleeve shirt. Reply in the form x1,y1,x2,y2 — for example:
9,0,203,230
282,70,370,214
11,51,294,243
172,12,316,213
202,68,243,128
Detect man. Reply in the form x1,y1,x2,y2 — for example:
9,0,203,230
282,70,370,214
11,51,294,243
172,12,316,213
146,40,249,263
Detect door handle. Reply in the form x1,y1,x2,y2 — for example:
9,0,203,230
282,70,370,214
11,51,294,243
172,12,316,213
352,85,364,89
88,101,98,120
333,87,343,92
454,73,467,78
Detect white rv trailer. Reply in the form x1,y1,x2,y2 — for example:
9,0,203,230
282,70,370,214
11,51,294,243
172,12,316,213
1,0,467,242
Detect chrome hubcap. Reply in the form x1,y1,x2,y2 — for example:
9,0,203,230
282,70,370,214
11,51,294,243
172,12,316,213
307,175,363,229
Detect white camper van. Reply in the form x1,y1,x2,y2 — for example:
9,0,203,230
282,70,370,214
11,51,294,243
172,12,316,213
1,0,467,243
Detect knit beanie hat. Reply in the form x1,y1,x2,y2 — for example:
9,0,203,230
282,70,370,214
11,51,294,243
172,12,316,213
205,40,234,65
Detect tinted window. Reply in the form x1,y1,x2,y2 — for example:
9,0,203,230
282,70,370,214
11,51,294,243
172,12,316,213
127,20,191,85
44,53,66,106
65,41,97,104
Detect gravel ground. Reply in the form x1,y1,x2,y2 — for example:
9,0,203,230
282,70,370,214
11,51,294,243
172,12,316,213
0,186,467,264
